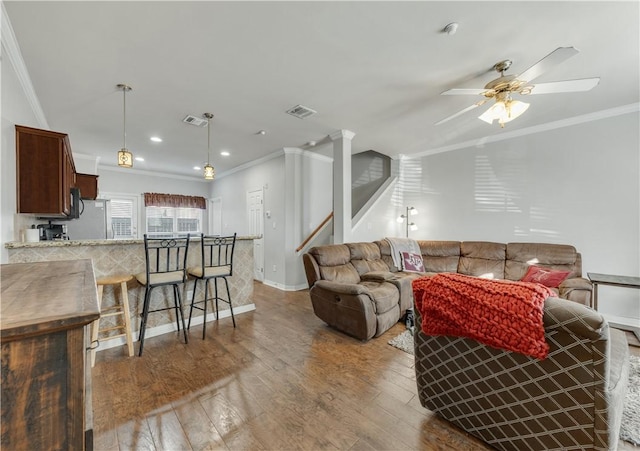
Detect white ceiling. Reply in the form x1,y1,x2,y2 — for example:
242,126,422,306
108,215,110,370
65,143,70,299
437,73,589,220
5,1,639,179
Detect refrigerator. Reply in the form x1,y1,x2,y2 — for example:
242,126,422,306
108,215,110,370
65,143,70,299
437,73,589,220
65,199,113,240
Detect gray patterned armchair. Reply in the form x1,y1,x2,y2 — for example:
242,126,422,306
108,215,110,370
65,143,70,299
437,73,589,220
414,297,630,450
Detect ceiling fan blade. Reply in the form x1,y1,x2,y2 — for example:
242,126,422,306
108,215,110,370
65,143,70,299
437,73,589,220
435,100,488,125
517,46,579,83
528,77,600,94
441,88,488,96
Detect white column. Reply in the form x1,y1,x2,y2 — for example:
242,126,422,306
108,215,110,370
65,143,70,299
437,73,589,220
330,130,355,244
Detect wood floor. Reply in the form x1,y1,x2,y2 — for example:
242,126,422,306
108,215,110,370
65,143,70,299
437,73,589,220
91,282,640,451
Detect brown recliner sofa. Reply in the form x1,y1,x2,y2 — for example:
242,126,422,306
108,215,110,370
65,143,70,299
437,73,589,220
303,240,592,340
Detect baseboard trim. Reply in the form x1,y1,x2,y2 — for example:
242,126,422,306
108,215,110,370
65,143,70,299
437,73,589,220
262,280,308,291
95,303,256,352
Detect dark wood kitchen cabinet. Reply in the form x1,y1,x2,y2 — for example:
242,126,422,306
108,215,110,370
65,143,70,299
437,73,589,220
1,259,99,450
16,125,76,217
76,173,99,200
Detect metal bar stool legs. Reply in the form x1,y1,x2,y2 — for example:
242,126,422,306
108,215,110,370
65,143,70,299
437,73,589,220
214,277,236,327
90,275,135,367
188,276,236,339
188,278,213,339
138,283,188,356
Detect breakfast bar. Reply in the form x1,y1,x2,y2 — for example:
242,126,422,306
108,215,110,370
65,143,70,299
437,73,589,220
5,237,256,349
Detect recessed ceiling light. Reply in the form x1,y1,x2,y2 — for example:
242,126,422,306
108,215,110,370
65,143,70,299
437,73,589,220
220,151,230,156
257,130,267,135
135,157,145,162
193,166,201,171
150,136,162,142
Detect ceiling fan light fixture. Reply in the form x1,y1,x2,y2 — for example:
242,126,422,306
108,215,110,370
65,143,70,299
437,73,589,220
505,99,530,120
478,101,506,124
478,97,529,127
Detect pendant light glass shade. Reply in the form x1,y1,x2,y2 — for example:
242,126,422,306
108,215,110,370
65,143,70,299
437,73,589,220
203,113,215,181
118,148,133,168
117,84,134,168
204,163,215,180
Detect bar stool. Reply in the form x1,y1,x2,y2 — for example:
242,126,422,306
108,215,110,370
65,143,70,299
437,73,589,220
135,235,191,356
90,274,135,367
188,233,237,339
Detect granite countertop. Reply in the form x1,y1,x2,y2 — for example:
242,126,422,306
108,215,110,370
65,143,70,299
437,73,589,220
5,235,260,249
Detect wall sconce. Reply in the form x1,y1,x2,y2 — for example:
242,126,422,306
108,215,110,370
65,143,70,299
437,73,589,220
397,206,418,237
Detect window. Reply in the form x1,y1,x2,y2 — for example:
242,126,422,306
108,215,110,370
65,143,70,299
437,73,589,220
111,199,134,238
145,206,203,238
100,193,138,239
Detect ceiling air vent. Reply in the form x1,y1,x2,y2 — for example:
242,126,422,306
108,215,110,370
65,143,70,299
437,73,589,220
285,104,317,119
182,115,208,127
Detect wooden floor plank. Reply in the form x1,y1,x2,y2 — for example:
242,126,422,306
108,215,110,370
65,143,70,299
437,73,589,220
91,281,640,451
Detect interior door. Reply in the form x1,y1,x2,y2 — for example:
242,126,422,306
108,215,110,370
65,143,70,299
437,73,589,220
247,189,264,281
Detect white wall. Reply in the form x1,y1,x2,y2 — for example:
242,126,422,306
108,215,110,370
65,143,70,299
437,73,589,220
1,40,43,262
211,152,286,287
98,167,209,198
210,149,333,290
301,151,332,239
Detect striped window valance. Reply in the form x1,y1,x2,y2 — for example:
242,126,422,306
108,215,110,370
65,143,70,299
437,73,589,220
143,192,206,209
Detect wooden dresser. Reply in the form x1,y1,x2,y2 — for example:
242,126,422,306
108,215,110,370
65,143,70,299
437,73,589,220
1,259,99,450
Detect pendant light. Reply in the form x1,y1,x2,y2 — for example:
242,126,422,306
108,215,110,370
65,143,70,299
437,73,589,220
117,83,133,168
203,113,215,180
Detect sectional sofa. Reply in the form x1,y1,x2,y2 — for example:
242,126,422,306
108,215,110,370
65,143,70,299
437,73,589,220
302,240,592,340
303,240,629,450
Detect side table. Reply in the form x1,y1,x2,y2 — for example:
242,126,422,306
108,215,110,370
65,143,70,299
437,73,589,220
587,272,640,341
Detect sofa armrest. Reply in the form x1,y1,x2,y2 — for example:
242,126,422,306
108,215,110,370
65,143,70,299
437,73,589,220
543,296,606,341
314,279,370,296
558,277,592,306
361,271,396,282
310,280,377,340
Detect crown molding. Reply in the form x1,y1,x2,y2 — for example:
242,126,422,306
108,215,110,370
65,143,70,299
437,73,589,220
329,129,356,141
214,149,285,180
98,164,210,183
404,103,640,160
1,3,48,128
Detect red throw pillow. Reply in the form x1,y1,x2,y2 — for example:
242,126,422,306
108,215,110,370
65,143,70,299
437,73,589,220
401,252,424,273
521,265,570,288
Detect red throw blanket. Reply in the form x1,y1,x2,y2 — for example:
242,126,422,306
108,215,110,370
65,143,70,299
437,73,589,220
412,273,554,360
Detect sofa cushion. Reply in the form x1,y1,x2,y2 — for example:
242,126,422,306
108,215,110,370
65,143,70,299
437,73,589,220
418,240,461,273
458,241,506,279
505,242,580,280
400,252,425,272
360,281,399,314
374,239,400,272
347,242,390,275
319,264,360,284
309,245,361,284
521,265,571,288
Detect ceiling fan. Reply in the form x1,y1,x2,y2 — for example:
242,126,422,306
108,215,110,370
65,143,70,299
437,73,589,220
435,47,600,127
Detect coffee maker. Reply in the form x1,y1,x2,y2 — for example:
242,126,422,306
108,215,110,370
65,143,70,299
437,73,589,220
37,222,70,241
